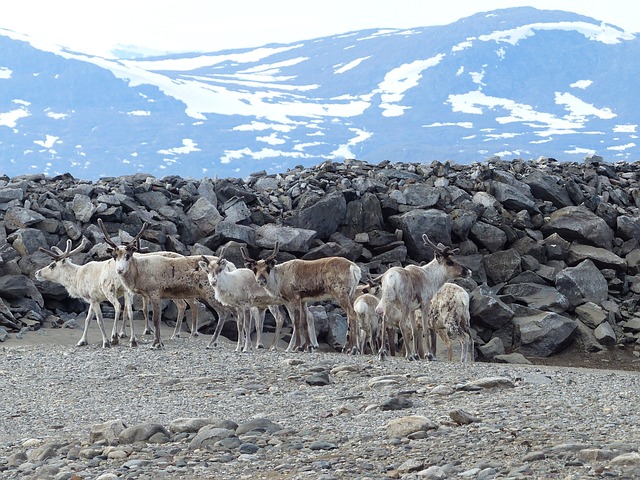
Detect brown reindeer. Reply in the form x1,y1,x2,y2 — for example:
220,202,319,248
241,243,362,352
98,219,229,349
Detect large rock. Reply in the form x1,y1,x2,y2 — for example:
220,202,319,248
512,310,578,357
389,209,452,262
483,249,522,284
469,221,507,253
286,191,346,239
541,206,614,250
522,171,575,208
566,244,627,273
187,197,223,235
469,284,514,330
499,283,570,313
555,260,609,308
255,224,316,253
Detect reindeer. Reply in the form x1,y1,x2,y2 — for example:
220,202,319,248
241,243,362,353
98,219,229,349
425,282,474,363
353,292,381,355
198,255,287,352
375,234,471,360
35,238,136,348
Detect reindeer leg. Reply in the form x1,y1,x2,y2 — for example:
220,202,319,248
284,305,299,353
252,307,265,349
150,298,164,350
268,305,285,351
125,293,137,347
140,295,153,335
170,299,187,339
235,307,247,353
206,299,230,348
109,298,122,346
77,305,95,347
93,303,111,349
378,313,389,360
188,299,199,338
242,307,253,352
305,305,319,350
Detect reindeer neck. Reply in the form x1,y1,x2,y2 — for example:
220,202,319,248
420,258,449,289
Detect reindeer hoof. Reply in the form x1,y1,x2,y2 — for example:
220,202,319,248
76,340,88,347
142,329,153,336
378,350,388,361
110,336,119,346
150,342,164,350
130,338,138,348
101,341,111,348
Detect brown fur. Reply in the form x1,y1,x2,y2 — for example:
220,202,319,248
244,247,362,352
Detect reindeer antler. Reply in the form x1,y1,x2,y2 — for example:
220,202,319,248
265,242,280,262
39,238,87,261
97,218,118,248
240,245,253,262
98,218,148,250
422,234,458,256
129,223,148,248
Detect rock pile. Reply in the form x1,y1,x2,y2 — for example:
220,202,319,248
1,155,639,362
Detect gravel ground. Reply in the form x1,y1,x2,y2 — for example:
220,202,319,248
1,325,640,480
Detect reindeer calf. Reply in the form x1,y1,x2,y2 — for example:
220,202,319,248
426,283,474,363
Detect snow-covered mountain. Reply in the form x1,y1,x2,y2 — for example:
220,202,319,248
1,7,638,180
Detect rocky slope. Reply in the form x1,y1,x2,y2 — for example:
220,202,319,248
1,155,639,365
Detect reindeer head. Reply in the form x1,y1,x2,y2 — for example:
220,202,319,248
98,219,147,275
198,256,229,287
35,238,87,282
241,243,279,287
422,234,471,279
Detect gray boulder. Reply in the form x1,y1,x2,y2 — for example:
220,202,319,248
500,282,570,313
255,224,316,253
469,221,507,253
470,284,514,330
483,249,522,284
541,206,614,250
566,244,627,273
389,209,452,262
512,310,577,357
287,191,346,239
555,260,609,308
522,171,575,208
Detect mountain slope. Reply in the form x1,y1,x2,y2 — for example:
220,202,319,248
0,7,638,180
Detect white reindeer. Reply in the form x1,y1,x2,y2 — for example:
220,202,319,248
353,292,381,355
241,243,362,353
198,256,287,352
35,239,136,348
375,234,471,360
98,219,230,349
425,282,474,363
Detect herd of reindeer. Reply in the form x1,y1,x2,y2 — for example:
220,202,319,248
34,219,475,363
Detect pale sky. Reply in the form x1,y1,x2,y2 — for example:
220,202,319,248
0,0,638,57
